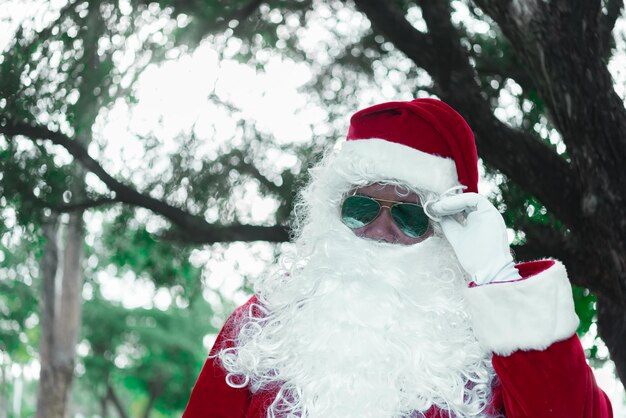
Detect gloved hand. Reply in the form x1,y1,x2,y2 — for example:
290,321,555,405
428,192,521,285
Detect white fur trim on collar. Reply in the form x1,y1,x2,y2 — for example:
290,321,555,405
463,260,579,356
336,139,460,194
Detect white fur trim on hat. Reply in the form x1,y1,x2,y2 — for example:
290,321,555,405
336,138,460,194
463,260,579,356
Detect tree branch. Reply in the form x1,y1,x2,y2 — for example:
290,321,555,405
469,33,536,94
229,0,266,23
158,223,289,244
106,383,129,418
353,0,433,72
599,0,624,58
0,121,290,244
25,192,118,213
145,0,266,39
512,222,617,302
234,158,283,195
474,121,583,228
52,197,118,212
352,0,583,228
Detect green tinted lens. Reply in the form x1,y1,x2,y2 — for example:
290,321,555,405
391,203,429,238
341,195,381,228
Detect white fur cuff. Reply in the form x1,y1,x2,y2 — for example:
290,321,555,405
463,260,579,356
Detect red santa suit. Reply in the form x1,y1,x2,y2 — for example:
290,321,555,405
183,99,613,418
183,259,612,417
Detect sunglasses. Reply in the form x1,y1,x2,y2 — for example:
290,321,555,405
340,194,430,238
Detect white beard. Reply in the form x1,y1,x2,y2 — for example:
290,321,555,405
218,222,495,418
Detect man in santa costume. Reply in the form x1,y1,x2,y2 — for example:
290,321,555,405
183,99,613,417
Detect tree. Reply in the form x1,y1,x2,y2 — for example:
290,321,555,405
0,219,39,417
1,1,305,412
2,0,626,414
79,289,216,417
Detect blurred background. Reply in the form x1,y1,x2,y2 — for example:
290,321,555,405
1,0,626,416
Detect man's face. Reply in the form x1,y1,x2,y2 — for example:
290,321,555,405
223,181,492,418
349,182,433,245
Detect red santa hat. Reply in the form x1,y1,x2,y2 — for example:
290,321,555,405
340,98,478,194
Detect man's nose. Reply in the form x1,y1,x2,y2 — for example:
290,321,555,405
356,207,399,243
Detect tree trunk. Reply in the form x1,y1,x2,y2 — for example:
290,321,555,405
12,376,22,418
0,362,7,418
107,383,129,418
34,0,98,411
36,208,85,417
597,297,626,384
36,215,64,417
142,393,157,418
142,381,164,418
100,394,108,418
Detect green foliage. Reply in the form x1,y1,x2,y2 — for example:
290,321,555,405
0,279,37,361
80,289,216,415
0,137,72,227
573,285,596,336
493,178,562,232
98,207,202,290
0,203,42,364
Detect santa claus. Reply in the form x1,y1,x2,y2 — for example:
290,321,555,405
183,99,613,418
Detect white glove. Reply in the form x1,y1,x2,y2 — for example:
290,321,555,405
428,192,521,285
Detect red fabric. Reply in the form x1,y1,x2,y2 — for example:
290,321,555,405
182,357,250,418
346,99,479,193
183,298,255,418
515,259,555,278
492,335,613,418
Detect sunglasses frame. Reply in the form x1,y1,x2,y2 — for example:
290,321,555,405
340,193,430,238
